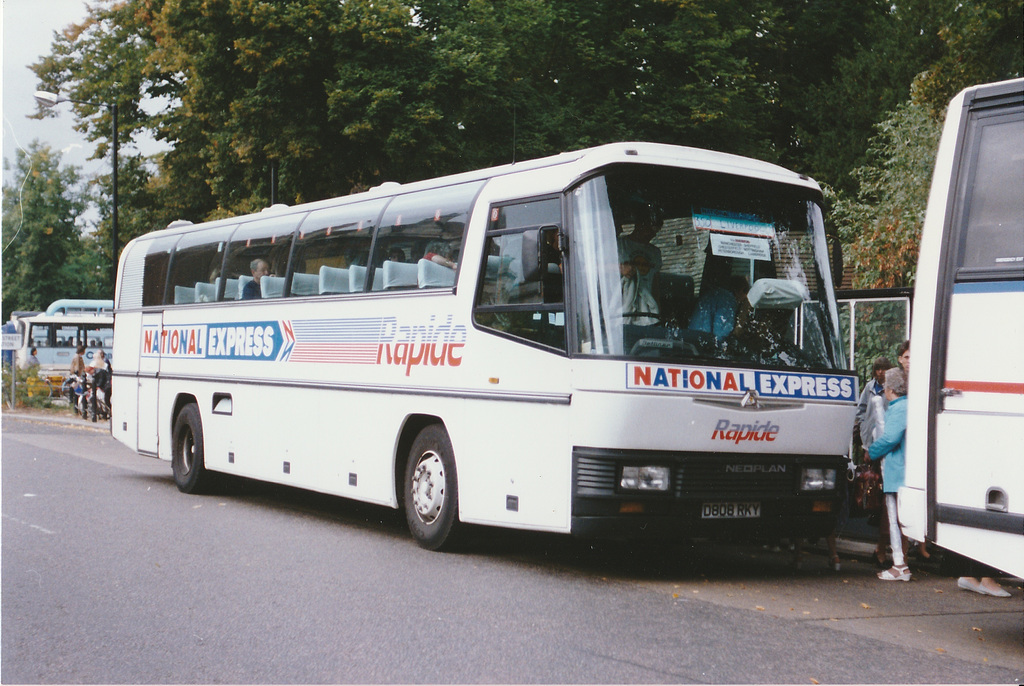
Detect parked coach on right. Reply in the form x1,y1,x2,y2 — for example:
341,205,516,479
899,78,1024,579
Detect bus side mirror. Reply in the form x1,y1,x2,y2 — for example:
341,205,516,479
520,226,560,283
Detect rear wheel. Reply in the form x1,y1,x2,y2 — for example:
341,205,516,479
404,425,460,550
172,404,211,493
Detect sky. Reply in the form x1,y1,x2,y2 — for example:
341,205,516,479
2,0,100,186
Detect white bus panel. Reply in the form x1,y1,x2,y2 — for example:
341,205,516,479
900,80,1024,578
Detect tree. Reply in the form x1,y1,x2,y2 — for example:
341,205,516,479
2,143,104,320
30,0,175,248
915,0,1024,114
830,0,1022,287
28,0,1020,287
832,95,942,288
33,0,789,220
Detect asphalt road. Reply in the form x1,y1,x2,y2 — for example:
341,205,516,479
2,413,1021,684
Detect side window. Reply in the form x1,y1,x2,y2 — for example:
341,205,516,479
166,226,234,304
290,199,386,296
369,181,484,291
956,113,1024,275
142,235,180,307
474,197,566,351
86,324,114,349
29,324,52,349
54,324,79,348
224,215,302,301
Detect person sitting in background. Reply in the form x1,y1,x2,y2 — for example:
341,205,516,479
424,241,457,269
241,258,271,299
690,275,749,339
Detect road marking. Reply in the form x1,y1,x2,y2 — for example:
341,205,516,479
2,513,56,535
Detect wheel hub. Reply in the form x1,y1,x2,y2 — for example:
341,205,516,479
411,451,445,524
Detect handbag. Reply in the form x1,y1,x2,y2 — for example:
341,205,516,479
852,462,884,513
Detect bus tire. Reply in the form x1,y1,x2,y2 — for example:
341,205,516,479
404,425,460,551
172,404,211,494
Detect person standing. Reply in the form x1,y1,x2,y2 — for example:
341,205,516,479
897,339,933,561
90,350,111,423
68,345,87,414
868,367,911,581
897,339,910,376
856,357,893,454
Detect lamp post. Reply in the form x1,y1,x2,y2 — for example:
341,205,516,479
34,90,119,291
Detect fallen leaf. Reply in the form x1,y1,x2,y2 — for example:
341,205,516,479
934,589,943,593
936,648,946,653
755,606,765,611
803,611,811,615
860,602,871,609
672,593,679,599
810,679,820,684
971,627,982,632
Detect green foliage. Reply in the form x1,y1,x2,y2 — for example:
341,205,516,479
24,0,1024,292
839,299,910,386
2,143,104,320
833,97,942,288
1,365,65,410
915,0,1024,116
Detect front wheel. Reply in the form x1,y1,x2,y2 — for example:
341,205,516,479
403,425,460,551
172,404,212,494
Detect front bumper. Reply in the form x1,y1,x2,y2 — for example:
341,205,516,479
571,447,845,541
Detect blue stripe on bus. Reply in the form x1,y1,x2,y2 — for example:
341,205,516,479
953,280,1024,294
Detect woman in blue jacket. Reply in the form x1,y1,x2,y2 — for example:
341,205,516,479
868,367,911,581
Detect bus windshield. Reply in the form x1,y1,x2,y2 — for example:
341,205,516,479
571,165,846,370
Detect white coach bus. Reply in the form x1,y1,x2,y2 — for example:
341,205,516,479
899,80,1024,578
14,300,114,373
112,142,856,549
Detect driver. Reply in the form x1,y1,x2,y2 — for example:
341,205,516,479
617,204,663,325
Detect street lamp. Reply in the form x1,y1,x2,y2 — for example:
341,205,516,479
34,90,119,291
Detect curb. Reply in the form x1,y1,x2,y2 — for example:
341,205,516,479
3,411,111,433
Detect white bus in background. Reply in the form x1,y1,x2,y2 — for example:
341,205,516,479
900,79,1024,578
14,300,114,373
112,142,856,550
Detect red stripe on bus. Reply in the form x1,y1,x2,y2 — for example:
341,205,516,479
945,380,1024,395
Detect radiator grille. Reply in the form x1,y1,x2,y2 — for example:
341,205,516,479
573,449,822,499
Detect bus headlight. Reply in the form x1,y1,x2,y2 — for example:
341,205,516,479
620,465,670,492
800,468,837,492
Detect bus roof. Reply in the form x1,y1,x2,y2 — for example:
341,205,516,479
132,142,821,243
44,299,115,315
